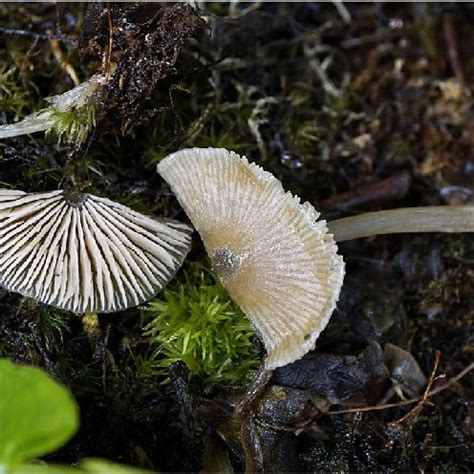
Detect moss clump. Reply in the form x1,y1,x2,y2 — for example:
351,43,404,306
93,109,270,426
0,65,33,118
141,264,259,386
47,101,96,146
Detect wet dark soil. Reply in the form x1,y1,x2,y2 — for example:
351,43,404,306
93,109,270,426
0,3,473,472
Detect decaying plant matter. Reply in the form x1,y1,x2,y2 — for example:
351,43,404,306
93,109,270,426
79,2,206,136
0,3,205,146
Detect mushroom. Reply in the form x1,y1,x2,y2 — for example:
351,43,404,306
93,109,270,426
0,74,104,140
327,206,474,241
0,189,192,313
157,147,345,370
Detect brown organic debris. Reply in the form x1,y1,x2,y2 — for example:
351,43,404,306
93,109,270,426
80,3,206,136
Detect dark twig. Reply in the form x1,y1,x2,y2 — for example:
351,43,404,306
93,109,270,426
103,5,114,80
0,27,77,48
320,171,411,214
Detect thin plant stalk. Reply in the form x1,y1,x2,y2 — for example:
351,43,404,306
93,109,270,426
327,206,474,242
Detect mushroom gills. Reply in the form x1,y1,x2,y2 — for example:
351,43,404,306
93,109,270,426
0,189,192,313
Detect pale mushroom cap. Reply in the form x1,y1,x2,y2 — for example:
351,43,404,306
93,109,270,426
0,189,192,313
158,147,345,370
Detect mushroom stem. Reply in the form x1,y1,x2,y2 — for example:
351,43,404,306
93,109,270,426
0,74,104,140
234,365,273,420
327,206,474,242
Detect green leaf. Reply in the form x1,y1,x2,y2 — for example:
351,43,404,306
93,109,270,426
0,359,79,467
8,459,151,474
80,459,151,473
10,463,79,473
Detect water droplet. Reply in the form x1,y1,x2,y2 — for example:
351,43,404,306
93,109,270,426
388,18,404,29
280,151,303,169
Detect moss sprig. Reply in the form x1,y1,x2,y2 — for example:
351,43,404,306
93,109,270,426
46,100,96,146
0,65,33,118
140,264,259,387
36,307,72,352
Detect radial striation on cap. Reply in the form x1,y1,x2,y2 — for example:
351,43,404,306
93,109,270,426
0,189,192,313
158,147,345,370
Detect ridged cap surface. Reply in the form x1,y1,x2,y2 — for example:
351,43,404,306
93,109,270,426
158,147,345,369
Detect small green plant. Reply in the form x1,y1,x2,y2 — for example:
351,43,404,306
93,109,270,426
0,344,8,358
0,359,149,473
141,264,259,386
36,308,71,352
46,101,96,146
0,66,33,118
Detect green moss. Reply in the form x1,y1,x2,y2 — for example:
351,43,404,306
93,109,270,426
21,156,64,191
0,65,33,118
112,192,153,214
36,307,72,352
142,82,260,167
442,235,474,261
140,264,259,386
0,344,8,358
324,92,350,115
46,101,96,146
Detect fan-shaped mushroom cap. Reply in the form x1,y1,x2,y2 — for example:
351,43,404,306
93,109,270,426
0,189,192,313
157,147,345,370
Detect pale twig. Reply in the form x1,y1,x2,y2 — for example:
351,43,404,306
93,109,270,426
332,0,351,23
49,39,80,86
443,13,465,85
328,361,474,416
394,350,441,425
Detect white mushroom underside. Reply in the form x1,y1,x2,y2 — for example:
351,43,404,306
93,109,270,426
158,147,345,370
0,189,192,313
